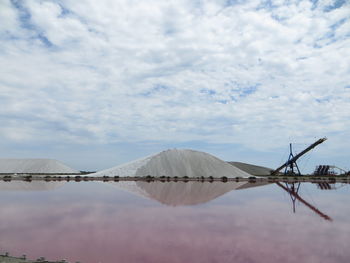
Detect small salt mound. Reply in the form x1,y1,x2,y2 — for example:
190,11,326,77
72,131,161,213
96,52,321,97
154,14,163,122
0,159,78,174
94,149,250,178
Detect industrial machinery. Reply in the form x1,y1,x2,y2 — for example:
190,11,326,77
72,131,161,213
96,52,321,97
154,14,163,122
271,137,327,176
272,138,332,221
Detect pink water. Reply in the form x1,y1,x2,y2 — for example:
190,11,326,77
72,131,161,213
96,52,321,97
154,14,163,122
0,181,349,263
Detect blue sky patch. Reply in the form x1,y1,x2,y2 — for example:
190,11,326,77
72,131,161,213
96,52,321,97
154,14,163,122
58,3,71,17
323,0,347,12
11,0,33,30
310,0,319,10
239,85,258,97
224,0,244,7
200,89,216,95
140,84,171,97
37,33,53,47
10,0,55,48
315,96,331,103
217,99,229,104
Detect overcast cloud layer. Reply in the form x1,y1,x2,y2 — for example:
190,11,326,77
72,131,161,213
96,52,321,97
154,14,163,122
0,0,349,170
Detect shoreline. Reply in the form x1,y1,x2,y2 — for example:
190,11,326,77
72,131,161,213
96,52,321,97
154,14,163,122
1,174,349,184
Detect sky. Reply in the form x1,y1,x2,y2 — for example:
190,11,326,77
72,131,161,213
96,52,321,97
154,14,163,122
0,0,349,172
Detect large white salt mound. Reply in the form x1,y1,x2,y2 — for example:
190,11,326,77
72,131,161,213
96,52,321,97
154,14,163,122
0,159,79,174
94,149,250,178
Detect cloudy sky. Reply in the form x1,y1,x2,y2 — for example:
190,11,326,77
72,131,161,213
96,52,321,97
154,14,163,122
0,0,349,171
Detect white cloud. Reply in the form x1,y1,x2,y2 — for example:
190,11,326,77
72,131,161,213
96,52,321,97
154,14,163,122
0,0,349,159
0,0,19,33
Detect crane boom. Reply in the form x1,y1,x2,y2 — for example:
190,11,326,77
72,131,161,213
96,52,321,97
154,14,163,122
271,137,327,175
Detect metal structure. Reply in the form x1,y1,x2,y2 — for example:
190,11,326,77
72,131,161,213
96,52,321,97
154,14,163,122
276,182,332,221
271,138,332,221
314,165,333,176
281,182,301,212
285,143,301,175
271,137,327,175
313,165,348,176
316,182,336,190
315,182,349,190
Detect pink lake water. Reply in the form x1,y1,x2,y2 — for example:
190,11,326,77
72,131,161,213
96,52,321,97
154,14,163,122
0,181,349,263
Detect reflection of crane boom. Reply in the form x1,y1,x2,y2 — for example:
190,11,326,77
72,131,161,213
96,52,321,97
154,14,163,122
271,138,327,175
276,182,332,221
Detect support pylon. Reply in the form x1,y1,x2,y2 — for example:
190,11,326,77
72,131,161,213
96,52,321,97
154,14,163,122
284,143,301,176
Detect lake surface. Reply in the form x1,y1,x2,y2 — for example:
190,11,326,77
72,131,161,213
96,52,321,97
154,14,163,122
0,180,349,263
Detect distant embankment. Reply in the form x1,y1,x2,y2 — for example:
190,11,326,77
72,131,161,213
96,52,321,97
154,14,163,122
228,162,273,176
0,252,77,263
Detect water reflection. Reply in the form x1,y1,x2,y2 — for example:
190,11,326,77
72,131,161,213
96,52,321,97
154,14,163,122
0,181,65,191
276,182,332,221
0,181,349,263
111,180,334,222
109,181,270,206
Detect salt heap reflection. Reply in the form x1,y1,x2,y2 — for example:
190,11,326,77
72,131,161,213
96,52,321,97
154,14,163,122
0,181,65,191
110,181,269,206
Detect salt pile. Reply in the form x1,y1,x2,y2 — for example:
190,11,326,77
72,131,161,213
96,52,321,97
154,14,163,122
94,149,250,178
0,159,79,174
